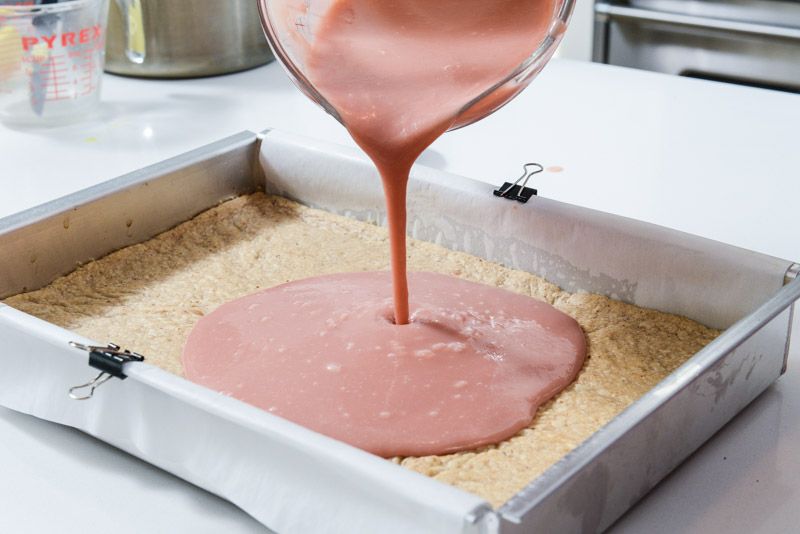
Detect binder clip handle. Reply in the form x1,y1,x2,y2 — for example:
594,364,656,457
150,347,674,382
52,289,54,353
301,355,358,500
494,162,542,204
67,342,145,400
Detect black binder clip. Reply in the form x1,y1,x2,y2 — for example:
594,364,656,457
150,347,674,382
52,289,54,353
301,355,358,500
67,342,145,400
494,163,543,204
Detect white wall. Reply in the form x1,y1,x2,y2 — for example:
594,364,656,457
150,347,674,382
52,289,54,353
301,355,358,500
556,0,595,62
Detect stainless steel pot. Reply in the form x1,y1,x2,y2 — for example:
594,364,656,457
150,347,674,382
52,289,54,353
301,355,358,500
105,0,273,78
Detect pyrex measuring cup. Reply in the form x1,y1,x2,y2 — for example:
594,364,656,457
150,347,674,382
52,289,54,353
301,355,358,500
0,0,110,126
258,0,574,131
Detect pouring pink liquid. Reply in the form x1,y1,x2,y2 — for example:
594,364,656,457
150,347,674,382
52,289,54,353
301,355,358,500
182,0,584,458
303,0,558,324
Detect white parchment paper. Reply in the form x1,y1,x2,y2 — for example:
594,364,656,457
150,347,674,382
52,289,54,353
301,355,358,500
259,130,791,330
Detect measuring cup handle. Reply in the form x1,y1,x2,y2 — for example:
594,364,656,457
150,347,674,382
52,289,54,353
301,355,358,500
114,0,146,64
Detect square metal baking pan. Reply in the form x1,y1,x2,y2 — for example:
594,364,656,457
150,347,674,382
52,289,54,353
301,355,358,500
1,130,797,533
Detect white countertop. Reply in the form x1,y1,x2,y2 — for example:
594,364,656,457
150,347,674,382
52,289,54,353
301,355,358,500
1,59,798,533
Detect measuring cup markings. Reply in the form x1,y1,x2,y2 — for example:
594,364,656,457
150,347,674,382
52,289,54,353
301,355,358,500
13,26,103,102
20,51,97,102
1,0,109,124
45,57,68,101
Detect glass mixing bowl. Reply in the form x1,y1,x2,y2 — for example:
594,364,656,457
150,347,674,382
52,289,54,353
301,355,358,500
257,0,575,131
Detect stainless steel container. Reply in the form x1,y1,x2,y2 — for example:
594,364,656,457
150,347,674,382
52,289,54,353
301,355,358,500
105,0,273,78
593,0,800,92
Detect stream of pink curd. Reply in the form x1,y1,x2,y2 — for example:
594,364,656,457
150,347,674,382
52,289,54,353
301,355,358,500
183,0,585,457
303,0,558,325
